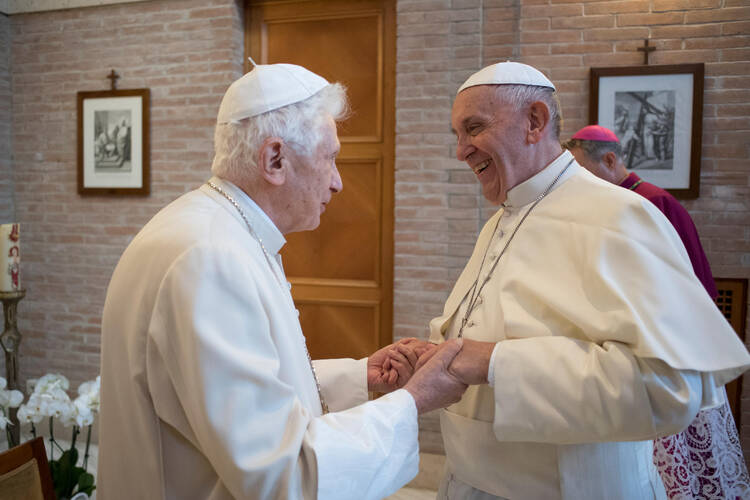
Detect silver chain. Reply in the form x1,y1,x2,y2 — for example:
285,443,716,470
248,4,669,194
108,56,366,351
459,158,574,337
207,181,329,414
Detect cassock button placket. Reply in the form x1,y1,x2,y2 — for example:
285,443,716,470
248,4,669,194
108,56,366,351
456,158,574,338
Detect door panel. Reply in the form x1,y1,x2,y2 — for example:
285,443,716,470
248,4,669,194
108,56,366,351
263,14,382,141
247,0,395,359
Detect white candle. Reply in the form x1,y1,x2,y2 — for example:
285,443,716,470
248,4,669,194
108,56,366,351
0,223,20,292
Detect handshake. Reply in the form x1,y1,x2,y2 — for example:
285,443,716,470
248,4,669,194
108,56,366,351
367,338,494,414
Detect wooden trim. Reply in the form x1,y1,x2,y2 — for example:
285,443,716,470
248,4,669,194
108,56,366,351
714,277,748,430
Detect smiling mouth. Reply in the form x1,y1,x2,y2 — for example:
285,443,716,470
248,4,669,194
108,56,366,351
473,160,490,175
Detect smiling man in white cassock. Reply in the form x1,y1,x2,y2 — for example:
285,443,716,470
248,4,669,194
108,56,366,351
405,62,750,499
97,62,468,500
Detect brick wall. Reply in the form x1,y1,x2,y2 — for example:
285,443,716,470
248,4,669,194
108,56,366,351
4,0,243,391
0,13,13,222
394,0,750,458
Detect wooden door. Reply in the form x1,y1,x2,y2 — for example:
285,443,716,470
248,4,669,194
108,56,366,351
246,0,395,359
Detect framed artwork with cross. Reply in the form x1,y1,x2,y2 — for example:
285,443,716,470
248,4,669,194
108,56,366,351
588,63,705,199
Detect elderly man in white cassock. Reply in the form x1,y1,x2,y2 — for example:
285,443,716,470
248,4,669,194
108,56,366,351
405,62,750,499
97,63,468,500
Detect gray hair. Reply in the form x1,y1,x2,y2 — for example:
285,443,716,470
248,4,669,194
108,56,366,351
494,84,563,139
211,83,349,180
562,137,622,162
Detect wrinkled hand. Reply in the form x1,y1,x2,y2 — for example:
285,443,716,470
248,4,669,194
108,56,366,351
414,338,494,386
387,338,436,370
404,339,468,414
368,338,422,393
446,339,495,385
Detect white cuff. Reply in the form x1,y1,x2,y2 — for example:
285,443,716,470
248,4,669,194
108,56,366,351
487,342,501,387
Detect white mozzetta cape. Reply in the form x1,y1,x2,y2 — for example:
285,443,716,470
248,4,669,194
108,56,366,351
430,152,750,500
98,177,418,500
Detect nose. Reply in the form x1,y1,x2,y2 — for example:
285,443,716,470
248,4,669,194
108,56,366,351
455,134,475,162
330,163,343,193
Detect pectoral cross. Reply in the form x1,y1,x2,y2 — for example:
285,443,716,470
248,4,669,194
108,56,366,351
107,69,120,90
637,39,656,65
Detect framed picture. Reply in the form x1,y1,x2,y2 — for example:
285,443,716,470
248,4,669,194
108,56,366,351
77,88,150,195
589,64,704,198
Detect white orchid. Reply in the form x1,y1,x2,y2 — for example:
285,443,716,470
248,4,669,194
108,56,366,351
0,377,23,409
74,376,101,415
13,373,101,498
0,389,24,408
32,373,70,394
0,413,10,431
16,402,44,424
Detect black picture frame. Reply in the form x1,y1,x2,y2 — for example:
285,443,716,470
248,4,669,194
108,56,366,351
589,64,704,199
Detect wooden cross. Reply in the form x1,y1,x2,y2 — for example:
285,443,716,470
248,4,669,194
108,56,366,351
107,69,120,90
637,39,656,65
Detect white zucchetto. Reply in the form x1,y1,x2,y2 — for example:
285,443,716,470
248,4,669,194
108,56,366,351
457,61,556,94
216,63,329,124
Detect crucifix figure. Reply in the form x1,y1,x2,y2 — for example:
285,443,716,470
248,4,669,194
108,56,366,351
637,39,656,65
107,69,120,90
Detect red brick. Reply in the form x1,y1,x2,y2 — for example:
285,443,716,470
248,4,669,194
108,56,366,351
551,15,615,29
584,1,650,15
617,12,686,26
687,6,750,22
521,4,583,18
653,0,721,11
651,24,723,38
584,27,650,41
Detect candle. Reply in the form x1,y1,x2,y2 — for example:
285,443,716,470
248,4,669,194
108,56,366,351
0,223,20,292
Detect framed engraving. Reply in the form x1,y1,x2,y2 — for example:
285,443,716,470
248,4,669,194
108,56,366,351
590,64,704,199
77,88,150,195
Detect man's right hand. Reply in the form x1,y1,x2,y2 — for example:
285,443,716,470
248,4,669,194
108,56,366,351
403,339,468,414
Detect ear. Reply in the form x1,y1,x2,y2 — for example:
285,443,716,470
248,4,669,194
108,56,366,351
601,151,618,171
526,101,551,145
257,137,287,187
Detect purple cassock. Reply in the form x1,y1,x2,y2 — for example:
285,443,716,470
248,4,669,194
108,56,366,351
620,173,717,298
620,172,749,499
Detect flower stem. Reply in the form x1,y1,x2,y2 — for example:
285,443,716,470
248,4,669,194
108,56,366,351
71,425,79,449
83,425,92,471
49,417,54,461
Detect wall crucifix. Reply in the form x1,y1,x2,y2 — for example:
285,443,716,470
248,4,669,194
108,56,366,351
637,39,656,65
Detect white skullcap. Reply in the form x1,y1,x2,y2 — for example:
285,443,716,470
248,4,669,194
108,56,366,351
457,61,556,94
216,62,329,124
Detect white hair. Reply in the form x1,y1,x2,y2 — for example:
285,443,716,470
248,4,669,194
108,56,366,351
494,84,563,139
211,83,348,180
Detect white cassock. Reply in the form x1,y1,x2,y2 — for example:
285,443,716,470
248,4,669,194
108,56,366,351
430,151,750,500
98,177,418,500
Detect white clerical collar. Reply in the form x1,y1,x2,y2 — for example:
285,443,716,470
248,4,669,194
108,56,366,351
206,176,286,255
504,150,577,208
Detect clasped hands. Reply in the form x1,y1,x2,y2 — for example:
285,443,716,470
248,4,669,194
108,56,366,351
367,338,494,414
